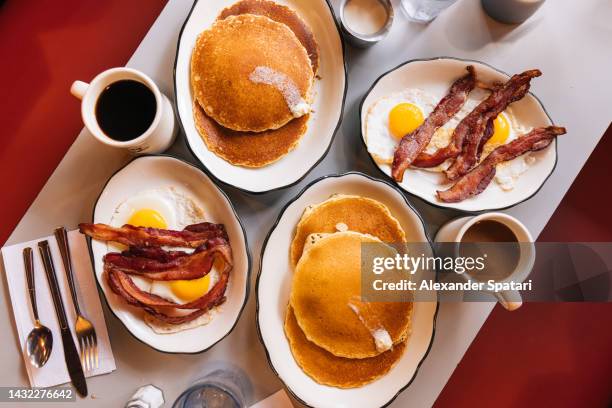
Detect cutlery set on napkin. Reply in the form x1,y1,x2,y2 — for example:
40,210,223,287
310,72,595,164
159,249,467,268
1,229,115,395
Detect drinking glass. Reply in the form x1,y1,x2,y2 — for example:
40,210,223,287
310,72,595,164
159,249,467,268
400,0,458,23
173,362,252,408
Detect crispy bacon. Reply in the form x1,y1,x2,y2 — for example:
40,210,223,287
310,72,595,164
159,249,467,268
110,263,229,310
104,238,232,281
104,243,231,323
437,126,566,203
391,66,476,182
105,266,228,324
121,246,189,262
444,70,541,180
413,70,539,170
83,221,234,325
79,222,228,248
477,117,496,157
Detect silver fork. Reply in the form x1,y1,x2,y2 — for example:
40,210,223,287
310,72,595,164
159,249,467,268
54,227,98,371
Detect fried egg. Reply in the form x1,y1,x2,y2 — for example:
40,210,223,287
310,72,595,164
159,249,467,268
366,87,536,191
108,187,223,333
110,187,205,232
365,89,437,164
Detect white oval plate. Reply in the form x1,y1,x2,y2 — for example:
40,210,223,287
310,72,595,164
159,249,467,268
257,173,438,408
174,0,346,193
90,155,250,353
360,57,557,213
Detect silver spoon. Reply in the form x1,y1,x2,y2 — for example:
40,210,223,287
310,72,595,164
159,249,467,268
23,247,53,367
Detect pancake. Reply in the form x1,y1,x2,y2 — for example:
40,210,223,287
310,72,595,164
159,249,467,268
191,14,313,132
290,195,407,267
218,0,319,74
284,306,406,388
193,100,308,167
290,231,412,359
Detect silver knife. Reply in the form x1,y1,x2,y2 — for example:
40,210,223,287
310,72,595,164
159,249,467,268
38,240,88,397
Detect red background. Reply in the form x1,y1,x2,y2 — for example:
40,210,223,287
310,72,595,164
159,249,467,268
1,1,610,406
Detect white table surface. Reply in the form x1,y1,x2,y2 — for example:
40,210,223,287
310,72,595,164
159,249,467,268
2,0,611,406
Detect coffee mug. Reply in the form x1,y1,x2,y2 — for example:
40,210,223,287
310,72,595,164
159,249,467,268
71,67,176,154
435,212,535,311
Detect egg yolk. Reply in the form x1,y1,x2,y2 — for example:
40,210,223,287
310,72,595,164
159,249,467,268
127,209,167,229
388,103,424,140
170,274,211,302
169,258,223,302
486,113,510,147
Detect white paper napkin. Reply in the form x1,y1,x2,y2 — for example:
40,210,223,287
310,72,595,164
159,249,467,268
1,230,116,388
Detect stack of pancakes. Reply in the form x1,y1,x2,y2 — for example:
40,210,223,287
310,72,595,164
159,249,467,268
190,0,319,167
286,195,413,388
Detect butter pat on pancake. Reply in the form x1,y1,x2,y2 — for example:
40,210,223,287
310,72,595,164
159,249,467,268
218,0,320,74
191,14,313,132
290,195,406,266
193,100,308,167
284,306,406,388
290,231,412,359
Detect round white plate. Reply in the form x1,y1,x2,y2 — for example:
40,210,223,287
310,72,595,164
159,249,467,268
257,172,438,408
89,155,250,353
174,0,346,193
360,57,557,213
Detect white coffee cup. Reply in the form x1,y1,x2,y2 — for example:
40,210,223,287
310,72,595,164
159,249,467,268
435,212,535,311
71,67,176,154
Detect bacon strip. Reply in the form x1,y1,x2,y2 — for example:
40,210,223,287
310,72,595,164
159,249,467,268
104,238,232,281
437,126,566,203
111,264,230,310
413,70,539,170
121,246,189,262
444,70,541,180
104,244,231,323
83,221,234,325
477,117,496,157
105,267,227,324
391,66,476,182
79,222,228,248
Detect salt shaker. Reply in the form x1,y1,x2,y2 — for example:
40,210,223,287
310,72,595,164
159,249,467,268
126,384,165,408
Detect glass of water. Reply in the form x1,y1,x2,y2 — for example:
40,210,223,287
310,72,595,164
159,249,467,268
400,0,458,23
173,362,252,408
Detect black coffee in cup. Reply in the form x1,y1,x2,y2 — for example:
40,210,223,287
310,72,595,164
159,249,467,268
459,220,520,281
95,79,157,142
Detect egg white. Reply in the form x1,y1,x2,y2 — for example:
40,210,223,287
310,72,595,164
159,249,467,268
484,109,534,191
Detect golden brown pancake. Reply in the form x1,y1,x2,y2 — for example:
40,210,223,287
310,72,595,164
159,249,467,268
192,100,308,167
217,0,319,74
290,232,412,359
290,195,407,267
191,14,313,132
284,306,406,388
